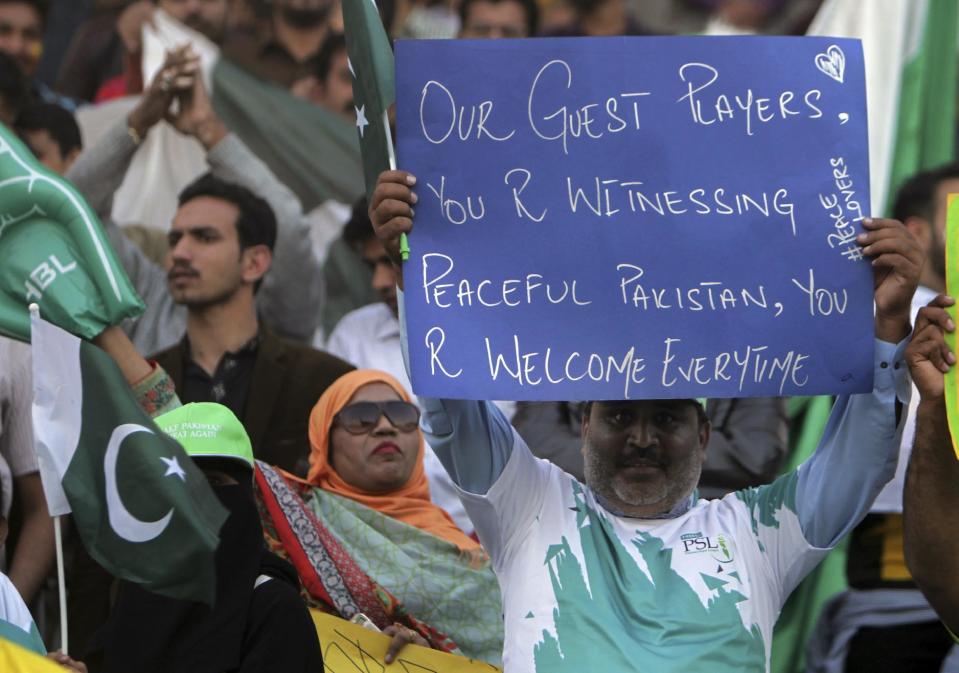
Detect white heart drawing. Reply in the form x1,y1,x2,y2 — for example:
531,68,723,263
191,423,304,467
815,45,845,83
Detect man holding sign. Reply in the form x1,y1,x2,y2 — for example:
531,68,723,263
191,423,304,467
371,167,920,671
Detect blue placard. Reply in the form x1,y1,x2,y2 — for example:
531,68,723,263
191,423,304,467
396,36,872,400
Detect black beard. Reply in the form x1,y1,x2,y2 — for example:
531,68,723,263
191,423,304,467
281,6,330,29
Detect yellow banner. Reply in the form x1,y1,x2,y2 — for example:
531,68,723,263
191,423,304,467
0,638,62,673
311,610,502,673
947,194,959,459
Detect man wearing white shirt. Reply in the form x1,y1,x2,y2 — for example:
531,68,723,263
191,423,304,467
372,168,922,673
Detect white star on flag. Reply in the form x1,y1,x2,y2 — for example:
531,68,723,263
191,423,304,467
355,104,369,138
160,455,187,482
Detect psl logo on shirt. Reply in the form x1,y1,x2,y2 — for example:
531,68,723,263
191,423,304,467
680,532,734,563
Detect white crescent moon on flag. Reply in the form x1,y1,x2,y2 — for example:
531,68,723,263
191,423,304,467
104,424,174,543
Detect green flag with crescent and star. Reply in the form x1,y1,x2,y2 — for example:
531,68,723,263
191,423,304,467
31,311,227,604
342,0,396,202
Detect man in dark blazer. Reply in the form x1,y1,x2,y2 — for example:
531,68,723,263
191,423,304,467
153,328,351,475
150,173,352,475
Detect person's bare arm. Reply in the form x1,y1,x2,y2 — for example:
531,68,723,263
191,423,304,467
92,326,153,385
91,326,181,419
7,473,54,604
903,295,959,632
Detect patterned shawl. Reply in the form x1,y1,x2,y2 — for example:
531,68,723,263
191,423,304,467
254,462,503,664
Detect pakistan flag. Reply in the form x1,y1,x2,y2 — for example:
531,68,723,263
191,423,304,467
31,311,227,604
342,0,395,201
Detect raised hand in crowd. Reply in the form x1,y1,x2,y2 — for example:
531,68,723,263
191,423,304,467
858,217,923,342
127,45,199,142
905,295,957,399
369,169,418,282
903,294,959,634
124,42,230,152
165,55,228,150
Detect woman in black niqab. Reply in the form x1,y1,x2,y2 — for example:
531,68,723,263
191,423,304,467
102,459,323,673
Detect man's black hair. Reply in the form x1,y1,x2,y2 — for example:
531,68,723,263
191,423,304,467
178,173,278,253
15,101,82,156
0,0,47,23
342,198,374,250
459,0,539,36
0,51,28,119
891,163,959,225
315,32,347,83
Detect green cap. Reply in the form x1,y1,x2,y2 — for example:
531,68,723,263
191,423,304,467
155,403,254,470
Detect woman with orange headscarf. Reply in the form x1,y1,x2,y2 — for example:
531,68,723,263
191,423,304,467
255,370,503,665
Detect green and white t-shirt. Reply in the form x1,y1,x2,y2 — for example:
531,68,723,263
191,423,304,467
462,445,813,672
416,338,908,672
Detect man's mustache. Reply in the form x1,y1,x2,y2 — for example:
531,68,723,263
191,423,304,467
617,447,665,469
168,264,200,280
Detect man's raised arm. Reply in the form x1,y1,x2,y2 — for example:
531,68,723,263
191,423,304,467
65,46,197,221
781,219,922,553
903,295,959,633
732,220,921,602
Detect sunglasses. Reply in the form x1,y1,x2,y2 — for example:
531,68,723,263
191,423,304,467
333,401,421,434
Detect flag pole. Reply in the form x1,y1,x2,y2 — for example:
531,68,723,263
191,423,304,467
31,304,70,654
54,515,68,655
384,109,396,171
383,109,409,260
